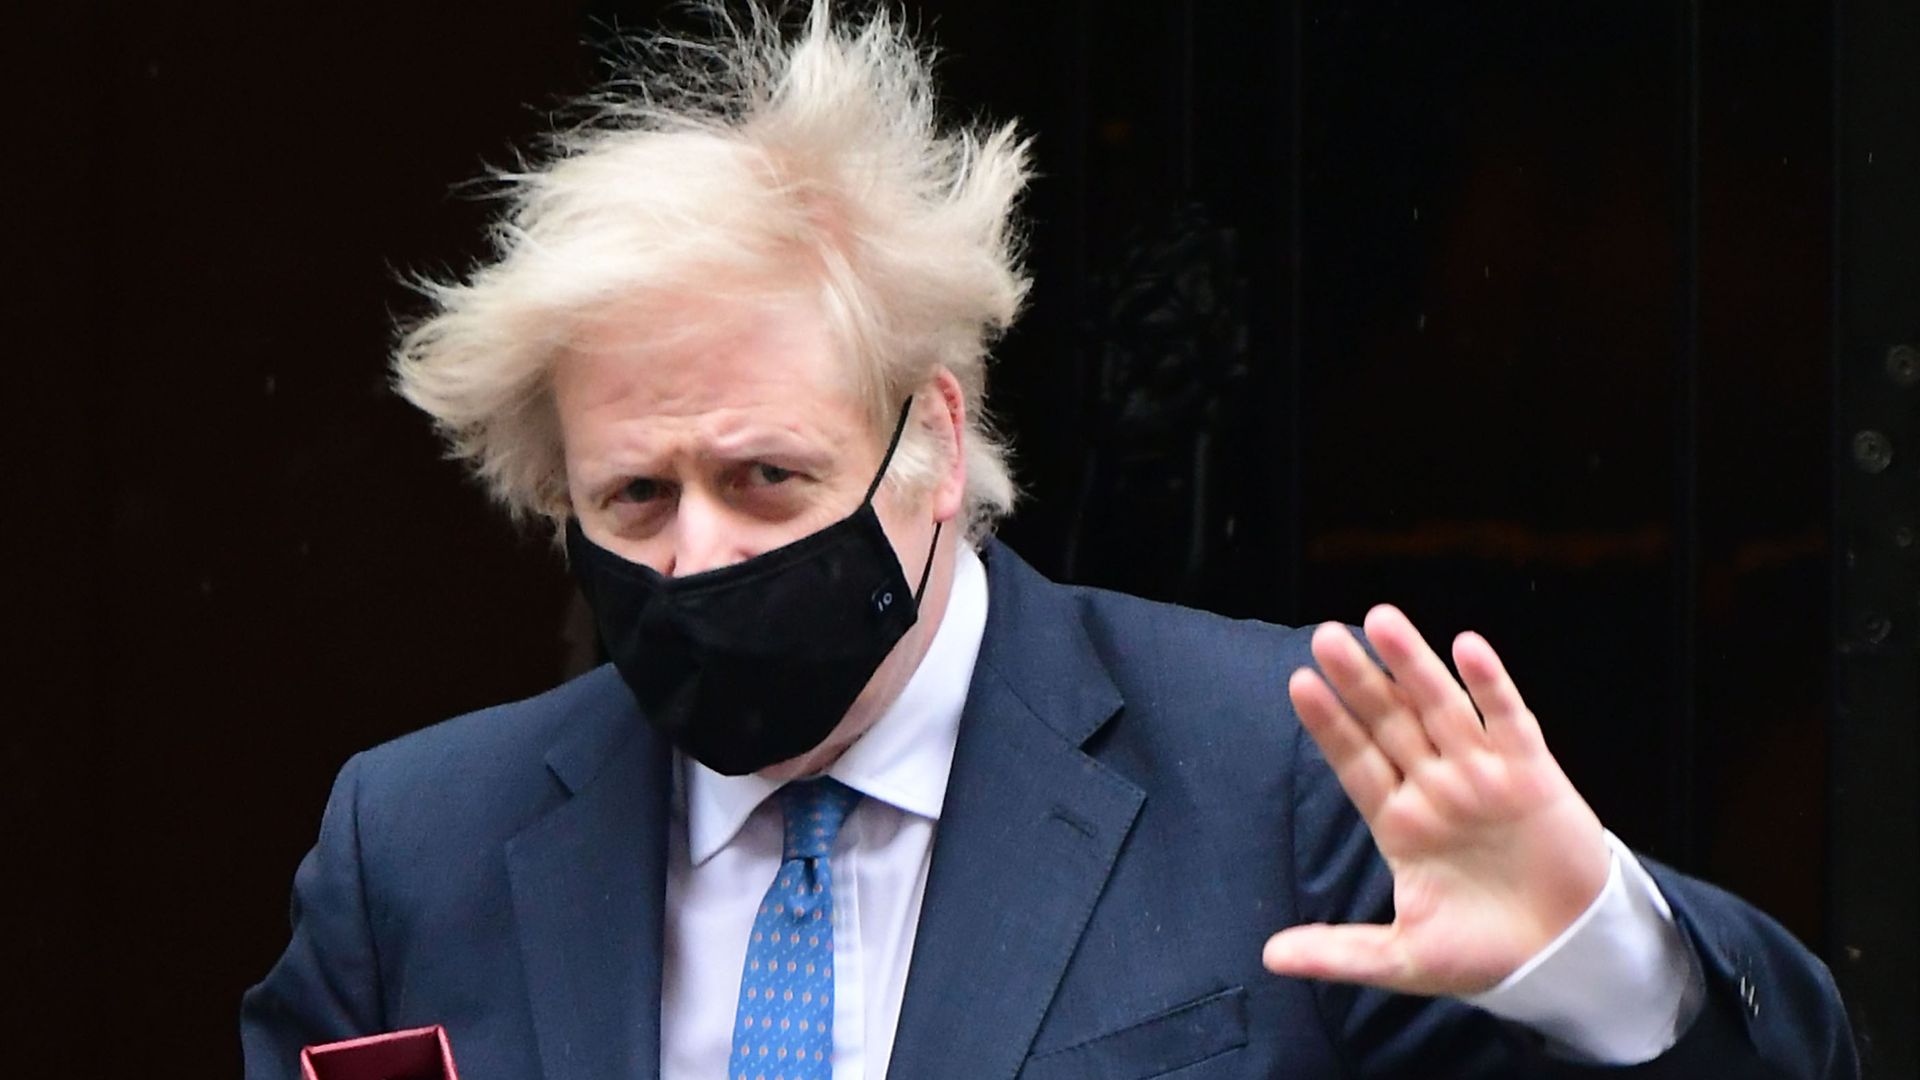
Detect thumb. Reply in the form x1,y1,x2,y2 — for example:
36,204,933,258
1262,923,1410,989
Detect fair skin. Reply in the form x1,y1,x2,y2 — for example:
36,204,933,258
551,295,968,784
551,292,1609,1000
1266,614,1611,996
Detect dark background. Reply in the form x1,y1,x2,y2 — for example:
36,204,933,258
6,0,1914,1075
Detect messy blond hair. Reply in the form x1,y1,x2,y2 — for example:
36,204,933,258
393,1,1031,542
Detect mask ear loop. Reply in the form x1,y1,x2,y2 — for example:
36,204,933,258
913,520,943,604
864,399,945,605
863,399,916,504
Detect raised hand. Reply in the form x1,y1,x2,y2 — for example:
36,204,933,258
1263,604,1612,998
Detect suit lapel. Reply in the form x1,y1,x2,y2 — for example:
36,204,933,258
887,545,1144,1080
506,683,671,1080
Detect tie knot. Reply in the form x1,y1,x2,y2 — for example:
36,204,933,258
779,778,862,861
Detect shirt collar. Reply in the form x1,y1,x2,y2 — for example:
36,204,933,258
680,543,990,866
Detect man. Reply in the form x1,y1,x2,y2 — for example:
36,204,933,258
242,4,1855,1077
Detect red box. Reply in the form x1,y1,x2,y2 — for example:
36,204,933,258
300,1025,459,1080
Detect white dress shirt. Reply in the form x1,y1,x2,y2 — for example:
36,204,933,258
660,544,987,1080
659,545,1700,1077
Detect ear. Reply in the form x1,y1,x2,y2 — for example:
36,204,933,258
927,367,967,526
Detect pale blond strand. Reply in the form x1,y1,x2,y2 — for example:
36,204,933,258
392,1,1030,542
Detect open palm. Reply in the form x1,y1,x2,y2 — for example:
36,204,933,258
1263,605,1612,998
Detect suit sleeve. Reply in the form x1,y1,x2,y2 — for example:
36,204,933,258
240,753,387,1079
1286,720,1859,1079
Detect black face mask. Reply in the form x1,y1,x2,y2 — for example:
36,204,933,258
565,402,941,776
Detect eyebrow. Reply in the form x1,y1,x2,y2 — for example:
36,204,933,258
581,431,833,489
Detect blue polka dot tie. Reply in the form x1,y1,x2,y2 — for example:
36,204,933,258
730,778,862,1080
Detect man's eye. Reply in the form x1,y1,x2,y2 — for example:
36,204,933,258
751,463,798,486
620,478,666,503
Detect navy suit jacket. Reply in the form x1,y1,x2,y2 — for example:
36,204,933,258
243,542,1855,1079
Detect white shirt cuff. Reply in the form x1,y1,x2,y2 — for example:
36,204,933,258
1463,830,1705,1064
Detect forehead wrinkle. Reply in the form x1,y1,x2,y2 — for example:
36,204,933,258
571,314,841,411
555,292,877,490
707,409,842,455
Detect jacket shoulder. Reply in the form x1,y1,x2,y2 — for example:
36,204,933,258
345,665,637,843
1063,580,1319,727
1073,582,1314,667
361,664,628,763
980,537,1318,702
